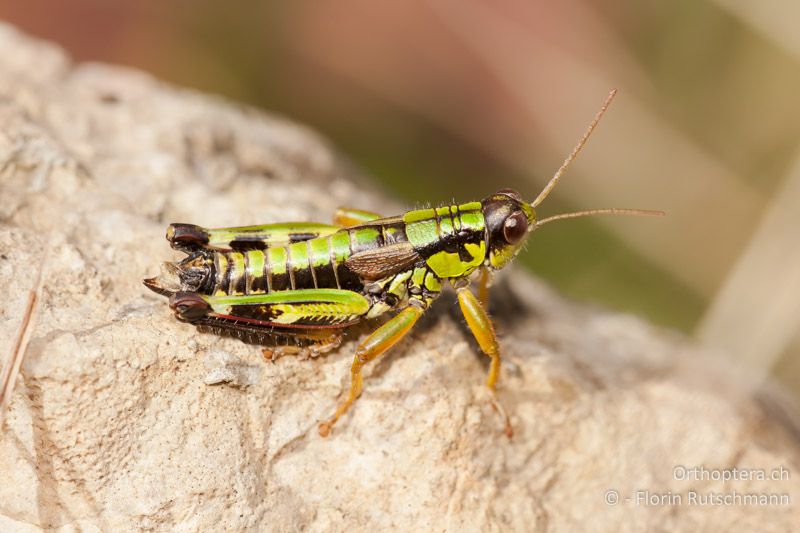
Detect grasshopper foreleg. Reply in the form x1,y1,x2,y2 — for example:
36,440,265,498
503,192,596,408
456,286,513,438
477,267,493,309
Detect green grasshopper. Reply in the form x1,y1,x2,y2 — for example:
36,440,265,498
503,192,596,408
144,90,663,437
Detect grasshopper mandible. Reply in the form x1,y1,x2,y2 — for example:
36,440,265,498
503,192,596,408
144,90,663,437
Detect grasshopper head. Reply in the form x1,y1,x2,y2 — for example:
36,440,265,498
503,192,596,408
480,185,664,272
481,189,536,270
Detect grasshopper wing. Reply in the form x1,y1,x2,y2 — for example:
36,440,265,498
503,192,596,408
344,242,421,281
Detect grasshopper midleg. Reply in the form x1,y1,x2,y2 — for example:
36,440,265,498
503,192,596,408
477,267,493,309
145,90,664,437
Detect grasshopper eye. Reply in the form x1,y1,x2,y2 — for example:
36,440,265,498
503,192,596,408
502,211,528,244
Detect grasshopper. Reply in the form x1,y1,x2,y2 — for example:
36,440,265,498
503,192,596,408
144,90,663,437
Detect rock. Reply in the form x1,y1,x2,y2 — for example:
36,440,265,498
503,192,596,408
0,24,798,531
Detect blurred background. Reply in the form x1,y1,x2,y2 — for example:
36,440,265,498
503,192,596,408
2,0,799,397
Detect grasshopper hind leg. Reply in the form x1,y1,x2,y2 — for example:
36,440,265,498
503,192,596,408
192,314,344,360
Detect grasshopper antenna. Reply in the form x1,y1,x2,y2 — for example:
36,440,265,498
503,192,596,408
532,89,617,208
536,208,664,227
531,89,665,224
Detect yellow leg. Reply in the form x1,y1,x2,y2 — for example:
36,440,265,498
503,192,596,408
477,268,492,310
456,286,513,437
333,207,383,227
319,305,424,437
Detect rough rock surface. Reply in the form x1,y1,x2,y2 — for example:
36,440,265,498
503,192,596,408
0,24,798,532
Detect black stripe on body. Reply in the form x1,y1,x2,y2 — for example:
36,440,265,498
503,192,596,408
229,241,264,252
291,260,314,290
312,263,338,289
289,232,321,241
286,245,296,290
336,267,365,291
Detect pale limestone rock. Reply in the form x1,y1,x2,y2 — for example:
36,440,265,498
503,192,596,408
0,24,798,532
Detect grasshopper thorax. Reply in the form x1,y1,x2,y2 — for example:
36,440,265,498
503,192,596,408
481,189,536,271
